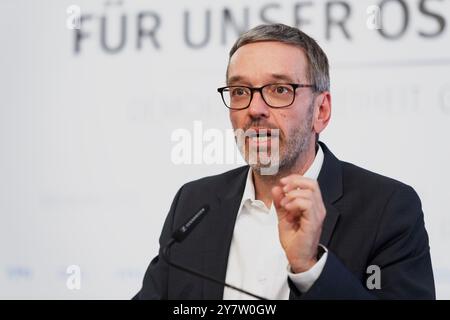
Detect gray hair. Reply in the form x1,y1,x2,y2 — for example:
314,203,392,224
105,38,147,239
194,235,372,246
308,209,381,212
228,24,330,92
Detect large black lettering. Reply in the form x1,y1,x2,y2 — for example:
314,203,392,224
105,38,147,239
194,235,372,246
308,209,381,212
377,0,409,39
100,14,127,53
260,3,280,24
74,15,92,54
294,2,313,29
222,8,249,45
184,10,211,49
137,12,161,49
418,0,446,38
326,1,352,40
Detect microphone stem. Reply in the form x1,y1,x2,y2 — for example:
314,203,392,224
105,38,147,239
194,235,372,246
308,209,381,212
161,241,268,301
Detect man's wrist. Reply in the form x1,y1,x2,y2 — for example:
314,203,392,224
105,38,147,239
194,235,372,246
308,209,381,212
291,246,326,274
287,246,328,293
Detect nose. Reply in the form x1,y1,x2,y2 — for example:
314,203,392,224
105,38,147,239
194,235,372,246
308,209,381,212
247,90,270,119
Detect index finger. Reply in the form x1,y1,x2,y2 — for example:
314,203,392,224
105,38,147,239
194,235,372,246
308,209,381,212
280,175,318,193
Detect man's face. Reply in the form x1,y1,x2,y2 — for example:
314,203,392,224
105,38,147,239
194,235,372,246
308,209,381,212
227,41,316,173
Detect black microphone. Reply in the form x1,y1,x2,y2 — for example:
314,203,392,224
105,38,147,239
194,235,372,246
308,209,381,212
161,205,268,300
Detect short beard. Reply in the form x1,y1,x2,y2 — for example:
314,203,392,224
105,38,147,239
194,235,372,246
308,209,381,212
277,102,314,173
248,100,315,176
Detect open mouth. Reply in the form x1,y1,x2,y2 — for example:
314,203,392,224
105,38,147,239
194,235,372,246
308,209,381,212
246,128,280,145
246,128,279,136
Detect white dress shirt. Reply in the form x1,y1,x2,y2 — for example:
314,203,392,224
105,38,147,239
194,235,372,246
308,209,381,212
223,145,328,300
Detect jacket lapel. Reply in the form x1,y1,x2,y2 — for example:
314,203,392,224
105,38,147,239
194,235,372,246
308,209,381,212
317,142,343,247
201,167,248,299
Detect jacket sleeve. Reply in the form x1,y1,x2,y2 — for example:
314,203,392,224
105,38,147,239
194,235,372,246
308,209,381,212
132,186,183,300
289,185,435,300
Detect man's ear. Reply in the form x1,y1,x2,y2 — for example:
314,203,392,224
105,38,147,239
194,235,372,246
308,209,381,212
313,91,331,135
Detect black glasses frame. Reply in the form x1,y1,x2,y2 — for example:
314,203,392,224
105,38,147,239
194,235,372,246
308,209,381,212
217,83,316,110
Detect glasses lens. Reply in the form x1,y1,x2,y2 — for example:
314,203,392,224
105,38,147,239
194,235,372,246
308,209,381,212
262,84,295,108
222,87,251,109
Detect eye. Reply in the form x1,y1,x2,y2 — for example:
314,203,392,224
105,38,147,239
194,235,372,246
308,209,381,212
274,85,291,94
231,87,248,96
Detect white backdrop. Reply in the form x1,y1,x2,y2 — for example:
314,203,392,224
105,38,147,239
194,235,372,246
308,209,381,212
0,0,449,299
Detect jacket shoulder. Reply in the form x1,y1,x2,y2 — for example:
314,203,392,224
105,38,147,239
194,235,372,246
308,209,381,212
180,165,248,193
340,161,417,197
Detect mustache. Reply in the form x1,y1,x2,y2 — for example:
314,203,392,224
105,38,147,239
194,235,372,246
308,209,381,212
241,122,282,140
242,121,280,132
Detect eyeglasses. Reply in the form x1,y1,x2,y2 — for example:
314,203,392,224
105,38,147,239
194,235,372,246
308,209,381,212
217,83,316,110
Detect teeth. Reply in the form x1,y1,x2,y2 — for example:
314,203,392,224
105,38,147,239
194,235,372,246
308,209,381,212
248,133,269,138
245,128,279,140
250,136,269,143
258,136,268,142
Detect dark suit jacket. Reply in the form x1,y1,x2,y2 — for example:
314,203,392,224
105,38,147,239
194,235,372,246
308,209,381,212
134,142,435,299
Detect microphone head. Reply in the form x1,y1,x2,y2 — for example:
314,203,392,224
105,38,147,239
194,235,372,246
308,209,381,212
172,205,210,242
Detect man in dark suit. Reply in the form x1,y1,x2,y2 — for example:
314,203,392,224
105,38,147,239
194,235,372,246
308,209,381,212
134,24,435,299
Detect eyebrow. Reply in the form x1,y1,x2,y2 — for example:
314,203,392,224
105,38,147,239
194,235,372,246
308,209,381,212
227,75,245,85
227,73,299,85
270,73,298,83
